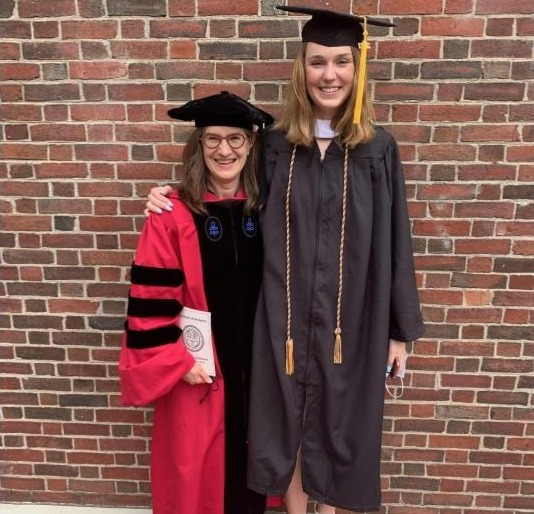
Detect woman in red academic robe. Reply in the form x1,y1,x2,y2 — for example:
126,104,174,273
119,92,273,514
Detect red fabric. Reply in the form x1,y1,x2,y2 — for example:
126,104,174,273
119,195,225,514
267,495,285,507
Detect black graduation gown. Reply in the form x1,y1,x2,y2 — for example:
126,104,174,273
194,199,266,514
247,128,425,512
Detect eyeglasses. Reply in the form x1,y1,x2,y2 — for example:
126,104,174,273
200,134,249,149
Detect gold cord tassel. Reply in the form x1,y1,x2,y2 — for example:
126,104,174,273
286,338,294,376
284,146,297,376
333,328,342,364
333,145,349,365
353,16,369,125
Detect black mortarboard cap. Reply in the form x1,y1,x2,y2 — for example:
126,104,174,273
276,5,395,47
167,91,274,131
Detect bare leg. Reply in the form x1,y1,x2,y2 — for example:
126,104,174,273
285,450,336,514
315,502,336,514
285,450,309,514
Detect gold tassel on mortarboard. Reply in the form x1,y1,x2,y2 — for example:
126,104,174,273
353,16,369,125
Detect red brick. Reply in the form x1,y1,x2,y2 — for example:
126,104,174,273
25,84,80,102
108,84,164,101
465,82,525,101
472,40,533,58
78,217,135,232
418,144,476,162
115,124,171,142
70,104,126,122
111,41,167,59
35,162,88,179
61,20,118,39
507,145,534,162
49,145,74,161
154,145,184,163
30,124,86,142
157,61,216,81
0,63,40,81
22,42,79,60
0,20,31,39
422,16,485,36
2,144,47,161
1,42,21,60
117,19,144,39
116,163,174,180
476,0,534,14
243,62,293,81
74,144,128,161
150,19,207,38
198,0,257,15
461,124,520,142
169,40,197,59
381,0,442,13
378,39,441,59
169,0,195,16
420,104,481,122
32,20,59,38
76,183,132,199
69,61,127,80
81,251,132,266
87,125,113,142
18,0,76,17
444,0,474,14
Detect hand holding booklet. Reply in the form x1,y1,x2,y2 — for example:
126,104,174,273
177,306,216,378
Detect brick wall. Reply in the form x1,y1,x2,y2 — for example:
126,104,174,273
1,0,533,512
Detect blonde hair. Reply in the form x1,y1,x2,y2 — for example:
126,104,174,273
275,44,375,147
177,128,260,215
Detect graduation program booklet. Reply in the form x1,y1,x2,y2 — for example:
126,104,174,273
178,307,216,377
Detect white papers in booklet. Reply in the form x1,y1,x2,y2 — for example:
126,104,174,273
178,307,216,378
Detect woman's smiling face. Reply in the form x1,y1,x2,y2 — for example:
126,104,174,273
201,126,251,192
304,43,355,119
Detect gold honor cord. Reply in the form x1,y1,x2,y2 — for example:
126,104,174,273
285,145,297,376
334,144,349,364
353,16,369,125
284,144,350,376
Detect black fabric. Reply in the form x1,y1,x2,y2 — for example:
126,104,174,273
193,200,265,514
127,296,183,318
130,262,184,287
168,91,274,131
277,5,395,47
247,128,424,511
125,322,182,349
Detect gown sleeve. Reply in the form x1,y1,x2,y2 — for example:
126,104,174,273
119,213,196,406
386,137,425,343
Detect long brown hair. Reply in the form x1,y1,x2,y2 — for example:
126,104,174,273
275,44,375,147
177,128,260,215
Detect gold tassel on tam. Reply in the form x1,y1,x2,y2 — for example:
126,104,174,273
353,16,369,125
333,328,343,364
286,338,294,376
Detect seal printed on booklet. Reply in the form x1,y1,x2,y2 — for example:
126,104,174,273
178,307,216,377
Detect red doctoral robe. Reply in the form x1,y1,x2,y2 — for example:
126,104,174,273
119,193,226,514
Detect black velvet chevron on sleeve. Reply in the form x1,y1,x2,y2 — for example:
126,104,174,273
130,263,185,287
127,296,183,318
125,322,182,349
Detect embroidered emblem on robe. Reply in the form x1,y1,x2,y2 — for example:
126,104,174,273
242,215,257,238
205,216,223,241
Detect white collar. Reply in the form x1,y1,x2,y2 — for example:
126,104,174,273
314,119,336,139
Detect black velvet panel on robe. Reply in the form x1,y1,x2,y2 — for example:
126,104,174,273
193,200,266,514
